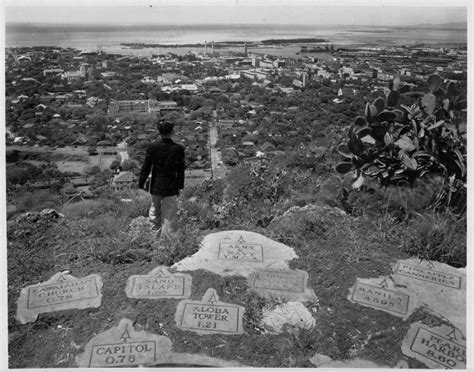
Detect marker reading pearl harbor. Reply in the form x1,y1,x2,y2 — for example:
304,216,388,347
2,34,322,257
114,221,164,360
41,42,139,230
5,5,467,369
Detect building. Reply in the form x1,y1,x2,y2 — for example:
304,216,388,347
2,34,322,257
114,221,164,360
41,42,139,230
340,66,355,77
101,71,119,78
110,171,137,192
338,87,356,97
260,60,274,69
80,64,87,77
241,70,269,81
218,119,236,129
43,68,64,76
141,76,157,84
251,57,261,67
150,100,179,113
108,100,149,116
108,99,178,116
180,84,199,93
273,59,286,68
293,79,304,88
63,71,82,82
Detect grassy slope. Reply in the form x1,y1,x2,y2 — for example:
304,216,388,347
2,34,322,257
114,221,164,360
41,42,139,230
7,186,460,368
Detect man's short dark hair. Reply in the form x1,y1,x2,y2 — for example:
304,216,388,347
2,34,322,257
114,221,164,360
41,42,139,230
158,121,174,136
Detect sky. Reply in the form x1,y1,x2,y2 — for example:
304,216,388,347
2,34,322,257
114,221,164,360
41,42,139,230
3,0,469,27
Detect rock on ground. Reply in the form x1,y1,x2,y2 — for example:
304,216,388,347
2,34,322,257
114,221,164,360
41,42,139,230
261,302,315,334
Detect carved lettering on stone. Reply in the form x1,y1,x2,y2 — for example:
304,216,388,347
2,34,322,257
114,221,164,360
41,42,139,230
394,262,462,289
172,230,298,277
16,271,103,324
348,280,412,318
125,266,192,299
218,235,263,262
401,322,466,369
248,269,317,302
391,258,466,334
175,288,245,335
76,318,173,367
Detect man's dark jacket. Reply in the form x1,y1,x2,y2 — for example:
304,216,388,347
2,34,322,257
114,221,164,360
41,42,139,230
138,138,185,196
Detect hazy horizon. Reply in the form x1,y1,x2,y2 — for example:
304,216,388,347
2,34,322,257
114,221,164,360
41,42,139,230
4,4,467,27
5,21,468,28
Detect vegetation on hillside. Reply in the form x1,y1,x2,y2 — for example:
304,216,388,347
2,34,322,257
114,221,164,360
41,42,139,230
6,66,466,367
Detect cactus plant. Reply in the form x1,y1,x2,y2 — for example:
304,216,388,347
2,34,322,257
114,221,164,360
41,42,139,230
335,74,466,212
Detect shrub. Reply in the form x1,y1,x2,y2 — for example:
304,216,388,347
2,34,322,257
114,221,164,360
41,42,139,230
55,214,155,265
153,224,202,265
15,190,62,213
344,175,441,220
60,199,124,219
89,233,155,265
120,189,152,219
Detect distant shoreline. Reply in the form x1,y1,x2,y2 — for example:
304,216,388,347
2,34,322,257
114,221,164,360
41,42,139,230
120,38,329,49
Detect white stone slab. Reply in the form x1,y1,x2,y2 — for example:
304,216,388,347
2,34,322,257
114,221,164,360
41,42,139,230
175,288,245,335
248,268,317,303
347,276,418,319
76,318,172,367
392,258,466,334
311,357,390,368
16,271,103,324
125,266,192,299
401,322,466,369
76,319,246,368
261,302,315,334
309,353,333,366
172,230,297,277
165,353,245,367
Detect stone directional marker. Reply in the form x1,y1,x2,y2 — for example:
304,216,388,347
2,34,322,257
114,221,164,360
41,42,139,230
392,258,466,334
394,259,463,289
16,271,103,324
172,230,297,277
125,266,192,300
347,276,417,319
401,322,466,369
76,318,173,367
175,288,245,335
248,268,317,302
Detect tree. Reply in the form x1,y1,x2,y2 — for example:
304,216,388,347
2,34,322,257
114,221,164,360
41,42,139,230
109,159,121,172
85,165,102,176
188,96,205,110
121,159,139,172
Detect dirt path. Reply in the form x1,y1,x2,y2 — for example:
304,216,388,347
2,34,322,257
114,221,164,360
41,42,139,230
209,111,228,179
117,141,129,165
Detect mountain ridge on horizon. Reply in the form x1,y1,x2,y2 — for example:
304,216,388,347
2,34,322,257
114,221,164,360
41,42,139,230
5,21,467,29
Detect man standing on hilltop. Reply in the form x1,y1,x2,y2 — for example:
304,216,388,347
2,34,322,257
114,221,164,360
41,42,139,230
138,120,185,235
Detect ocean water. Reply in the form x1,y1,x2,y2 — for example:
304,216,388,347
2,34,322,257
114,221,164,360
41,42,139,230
5,23,467,53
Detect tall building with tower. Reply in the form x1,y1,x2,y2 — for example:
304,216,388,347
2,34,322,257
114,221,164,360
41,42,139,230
302,72,309,87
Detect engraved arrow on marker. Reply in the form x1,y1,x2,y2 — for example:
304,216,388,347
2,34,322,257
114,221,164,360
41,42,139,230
446,328,457,342
379,277,389,288
154,268,166,277
237,236,246,244
120,328,131,342
208,294,218,304
57,274,67,282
